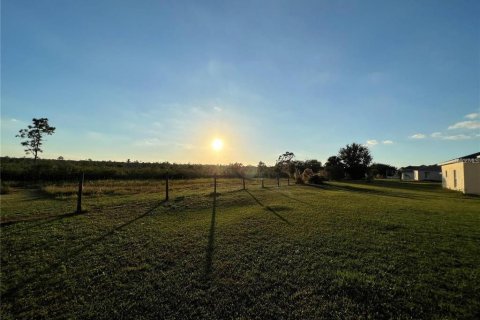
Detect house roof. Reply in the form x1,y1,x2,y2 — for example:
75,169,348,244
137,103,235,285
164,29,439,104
438,152,480,166
400,165,440,172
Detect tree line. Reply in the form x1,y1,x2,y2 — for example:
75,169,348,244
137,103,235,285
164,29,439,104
5,118,397,182
0,154,396,183
0,157,260,182
272,143,397,182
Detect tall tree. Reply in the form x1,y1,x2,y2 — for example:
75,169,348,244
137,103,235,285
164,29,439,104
304,159,322,173
16,118,56,162
275,151,295,177
338,143,372,179
370,163,397,178
257,161,267,178
325,156,345,180
228,162,245,178
292,160,306,174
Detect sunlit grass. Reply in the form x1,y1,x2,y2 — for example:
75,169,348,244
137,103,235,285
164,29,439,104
1,179,479,319
40,178,284,198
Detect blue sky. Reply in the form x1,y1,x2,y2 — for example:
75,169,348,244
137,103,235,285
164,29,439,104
1,0,479,167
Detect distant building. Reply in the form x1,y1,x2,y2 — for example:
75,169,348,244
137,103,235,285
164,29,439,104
401,170,414,181
439,152,480,195
400,165,441,181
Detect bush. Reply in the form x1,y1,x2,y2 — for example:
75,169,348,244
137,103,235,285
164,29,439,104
1,182,11,194
294,171,305,184
302,168,314,182
308,174,326,185
295,176,304,184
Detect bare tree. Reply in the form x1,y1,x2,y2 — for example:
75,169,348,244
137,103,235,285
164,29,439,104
16,118,56,163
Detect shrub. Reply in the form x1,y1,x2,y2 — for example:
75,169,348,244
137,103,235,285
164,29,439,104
295,176,304,184
1,182,11,194
294,171,304,184
302,168,314,182
308,174,325,185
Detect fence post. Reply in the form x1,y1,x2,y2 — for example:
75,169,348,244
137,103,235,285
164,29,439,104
262,178,264,188
214,174,217,195
277,175,280,187
165,174,169,201
243,178,245,190
76,172,84,213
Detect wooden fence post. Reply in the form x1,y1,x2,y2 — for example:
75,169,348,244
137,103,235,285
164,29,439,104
76,172,84,213
165,174,169,201
262,178,264,188
277,175,280,187
243,178,246,190
214,174,217,195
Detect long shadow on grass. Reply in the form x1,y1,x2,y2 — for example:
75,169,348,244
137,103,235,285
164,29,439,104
1,212,83,243
0,211,79,229
263,187,311,205
204,193,217,280
2,201,166,300
369,180,479,200
307,183,420,200
1,199,150,235
245,190,292,225
368,180,442,191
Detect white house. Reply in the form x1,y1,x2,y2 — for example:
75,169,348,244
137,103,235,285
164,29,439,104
401,165,441,181
439,152,480,195
401,170,415,181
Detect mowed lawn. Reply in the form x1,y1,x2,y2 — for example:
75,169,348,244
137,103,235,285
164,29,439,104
1,179,479,319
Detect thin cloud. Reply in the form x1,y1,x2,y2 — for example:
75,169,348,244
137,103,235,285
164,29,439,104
442,134,472,140
448,120,480,130
1,117,26,129
430,131,478,140
382,140,393,144
465,113,479,119
366,139,378,146
135,138,170,147
135,138,196,150
213,106,222,112
410,133,426,139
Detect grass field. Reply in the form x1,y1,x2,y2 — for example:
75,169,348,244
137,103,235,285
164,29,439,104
1,179,479,319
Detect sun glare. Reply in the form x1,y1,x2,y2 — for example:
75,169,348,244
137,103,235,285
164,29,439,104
211,138,223,151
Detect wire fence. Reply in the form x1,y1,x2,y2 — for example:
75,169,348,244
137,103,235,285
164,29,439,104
38,174,293,213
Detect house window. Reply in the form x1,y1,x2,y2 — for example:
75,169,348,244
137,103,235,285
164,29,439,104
425,172,429,179
454,170,457,188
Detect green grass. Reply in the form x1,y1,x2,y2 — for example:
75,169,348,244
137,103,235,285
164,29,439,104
1,179,479,319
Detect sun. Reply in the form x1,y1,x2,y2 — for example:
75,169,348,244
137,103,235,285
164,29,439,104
211,138,223,151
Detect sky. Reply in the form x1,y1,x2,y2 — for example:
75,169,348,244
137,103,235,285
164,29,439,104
1,0,479,167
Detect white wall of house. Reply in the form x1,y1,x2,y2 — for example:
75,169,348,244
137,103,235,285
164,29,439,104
414,170,442,181
463,162,480,195
413,170,419,181
441,162,480,195
441,162,464,192
402,171,414,181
